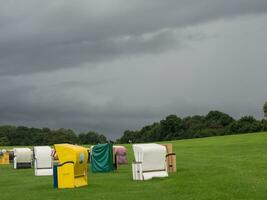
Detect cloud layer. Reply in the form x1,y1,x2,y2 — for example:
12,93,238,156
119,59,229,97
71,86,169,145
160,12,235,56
0,1,267,138
1,0,267,75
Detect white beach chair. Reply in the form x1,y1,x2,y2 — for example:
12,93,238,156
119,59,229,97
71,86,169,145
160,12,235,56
132,143,168,180
34,146,53,176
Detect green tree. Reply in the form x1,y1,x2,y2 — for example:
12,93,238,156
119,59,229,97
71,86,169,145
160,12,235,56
227,116,261,134
205,110,234,128
261,119,267,131
47,128,78,145
78,131,107,144
160,115,183,140
116,130,139,144
182,115,206,138
264,102,267,118
0,136,9,146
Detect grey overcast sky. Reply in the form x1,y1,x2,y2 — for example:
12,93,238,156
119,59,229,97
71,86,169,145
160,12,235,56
0,0,267,139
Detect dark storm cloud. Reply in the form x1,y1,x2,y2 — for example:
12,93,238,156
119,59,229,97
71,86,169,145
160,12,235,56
0,77,165,138
0,0,267,75
0,29,180,75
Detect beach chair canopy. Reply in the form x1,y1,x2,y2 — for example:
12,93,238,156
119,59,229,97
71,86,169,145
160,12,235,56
113,145,127,164
34,146,52,169
133,143,166,171
132,143,168,180
91,143,114,173
14,148,32,163
53,144,88,188
0,149,9,164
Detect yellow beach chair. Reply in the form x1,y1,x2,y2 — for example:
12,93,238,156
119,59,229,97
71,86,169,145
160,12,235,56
53,144,88,189
0,149,9,164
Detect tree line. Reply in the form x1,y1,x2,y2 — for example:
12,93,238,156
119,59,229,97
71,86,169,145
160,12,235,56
0,102,267,146
117,103,267,143
0,127,107,146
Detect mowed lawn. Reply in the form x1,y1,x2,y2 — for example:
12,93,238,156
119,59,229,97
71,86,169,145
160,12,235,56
1,132,267,200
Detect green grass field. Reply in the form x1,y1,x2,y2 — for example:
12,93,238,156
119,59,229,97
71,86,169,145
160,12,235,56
1,132,267,200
